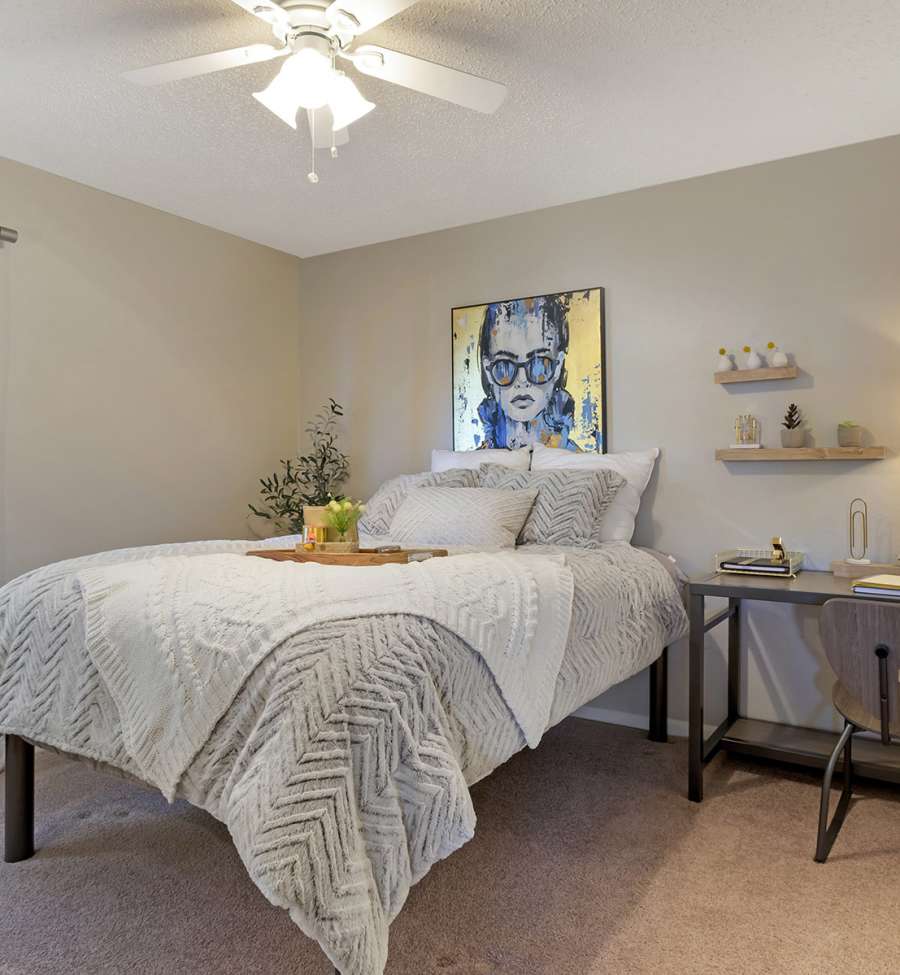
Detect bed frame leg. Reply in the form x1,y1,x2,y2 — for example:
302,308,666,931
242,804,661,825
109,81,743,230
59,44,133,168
4,734,35,863
648,646,669,743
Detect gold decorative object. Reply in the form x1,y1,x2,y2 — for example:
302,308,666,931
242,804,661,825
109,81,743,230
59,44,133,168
771,537,786,564
733,414,761,447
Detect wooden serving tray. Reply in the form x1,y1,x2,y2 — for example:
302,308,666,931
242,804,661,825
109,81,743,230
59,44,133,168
247,548,449,566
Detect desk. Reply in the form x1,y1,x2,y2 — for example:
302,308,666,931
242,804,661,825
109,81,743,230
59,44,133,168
687,570,900,802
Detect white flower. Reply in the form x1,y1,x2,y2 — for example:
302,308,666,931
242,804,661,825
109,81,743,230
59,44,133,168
327,499,341,512
358,503,367,513
342,500,352,511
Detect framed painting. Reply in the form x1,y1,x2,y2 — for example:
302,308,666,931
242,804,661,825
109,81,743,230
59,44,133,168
451,288,607,453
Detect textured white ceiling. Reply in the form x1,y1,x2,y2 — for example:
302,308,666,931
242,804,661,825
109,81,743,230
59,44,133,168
2,1,900,257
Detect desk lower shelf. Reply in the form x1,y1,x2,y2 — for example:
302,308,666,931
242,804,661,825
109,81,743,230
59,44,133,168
720,717,900,785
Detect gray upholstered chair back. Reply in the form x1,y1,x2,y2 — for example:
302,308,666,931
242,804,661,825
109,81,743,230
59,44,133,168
820,598,900,739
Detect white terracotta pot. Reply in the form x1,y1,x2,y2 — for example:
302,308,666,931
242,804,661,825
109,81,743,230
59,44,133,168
838,426,863,447
771,350,789,367
745,351,763,370
781,428,805,448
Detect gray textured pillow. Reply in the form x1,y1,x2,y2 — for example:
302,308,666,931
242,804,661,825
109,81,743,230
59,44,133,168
388,486,539,548
359,468,479,536
479,464,625,548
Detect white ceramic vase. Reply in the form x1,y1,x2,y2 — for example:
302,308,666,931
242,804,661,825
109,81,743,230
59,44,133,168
771,349,789,368
716,354,734,372
745,350,763,370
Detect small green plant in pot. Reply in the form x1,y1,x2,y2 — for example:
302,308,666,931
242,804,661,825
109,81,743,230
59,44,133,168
838,419,863,447
324,498,366,552
781,403,805,448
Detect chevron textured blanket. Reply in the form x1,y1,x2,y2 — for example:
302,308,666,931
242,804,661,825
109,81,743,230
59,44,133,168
77,551,574,799
0,539,687,975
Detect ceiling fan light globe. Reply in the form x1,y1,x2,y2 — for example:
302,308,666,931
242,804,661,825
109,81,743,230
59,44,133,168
328,73,375,130
283,48,334,108
253,48,333,125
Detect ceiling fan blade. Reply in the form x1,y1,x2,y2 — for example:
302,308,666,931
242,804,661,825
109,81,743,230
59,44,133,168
307,109,350,149
326,0,419,36
123,44,288,86
351,46,506,113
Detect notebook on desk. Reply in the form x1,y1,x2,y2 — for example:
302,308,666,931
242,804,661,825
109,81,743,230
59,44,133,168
851,574,900,599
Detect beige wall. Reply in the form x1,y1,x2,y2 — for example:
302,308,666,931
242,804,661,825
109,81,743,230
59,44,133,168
298,135,900,733
0,158,300,583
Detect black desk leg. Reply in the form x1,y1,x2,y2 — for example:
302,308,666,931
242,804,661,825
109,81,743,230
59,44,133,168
648,646,669,742
728,598,741,723
688,592,705,802
4,734,35,863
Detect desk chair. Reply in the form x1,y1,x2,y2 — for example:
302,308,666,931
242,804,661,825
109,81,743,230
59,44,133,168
817,598,900,862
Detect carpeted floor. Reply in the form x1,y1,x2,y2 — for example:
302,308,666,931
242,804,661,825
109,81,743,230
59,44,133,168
2,718,899,975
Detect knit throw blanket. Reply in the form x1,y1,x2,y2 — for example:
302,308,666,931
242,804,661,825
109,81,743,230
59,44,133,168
77,551,574,800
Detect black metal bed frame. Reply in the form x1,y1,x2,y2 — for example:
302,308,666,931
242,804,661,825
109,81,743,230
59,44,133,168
4,647,669,972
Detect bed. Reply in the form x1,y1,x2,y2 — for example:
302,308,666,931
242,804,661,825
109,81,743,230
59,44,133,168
1,535,687,975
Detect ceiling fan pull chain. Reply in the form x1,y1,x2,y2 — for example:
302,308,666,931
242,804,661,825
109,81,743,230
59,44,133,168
329,51,339,160
308,110,319,184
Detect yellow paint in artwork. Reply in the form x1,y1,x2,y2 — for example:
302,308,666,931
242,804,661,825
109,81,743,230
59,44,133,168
451,289,605,452
451,304,487,450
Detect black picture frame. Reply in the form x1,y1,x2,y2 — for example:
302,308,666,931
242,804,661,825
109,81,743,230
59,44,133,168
450,287,607,453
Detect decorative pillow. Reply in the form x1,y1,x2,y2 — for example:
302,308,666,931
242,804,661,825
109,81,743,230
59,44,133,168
479,465,625,548
388,486,539,548
431,446,531,473
358,468,479,536
530,443,660,543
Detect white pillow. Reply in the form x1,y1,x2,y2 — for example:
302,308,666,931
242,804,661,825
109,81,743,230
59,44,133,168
431,446,531,473
530,443,659,543
389,486,538,548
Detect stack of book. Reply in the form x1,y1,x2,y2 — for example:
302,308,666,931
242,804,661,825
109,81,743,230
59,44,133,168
719,555,792,576
851,574,900,599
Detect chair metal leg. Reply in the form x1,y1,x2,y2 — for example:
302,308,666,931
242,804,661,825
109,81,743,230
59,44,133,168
814,721,854,863
4,734,35,863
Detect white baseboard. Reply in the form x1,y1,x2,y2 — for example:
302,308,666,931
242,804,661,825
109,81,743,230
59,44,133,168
573,705,717,739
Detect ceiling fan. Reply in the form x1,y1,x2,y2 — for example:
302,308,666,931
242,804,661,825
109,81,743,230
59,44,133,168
124,0,508,183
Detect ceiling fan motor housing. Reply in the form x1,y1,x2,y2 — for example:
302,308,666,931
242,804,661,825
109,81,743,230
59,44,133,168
268,1,359,49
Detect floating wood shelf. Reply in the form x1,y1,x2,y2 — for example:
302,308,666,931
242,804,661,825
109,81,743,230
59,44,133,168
714,366,799,384
716,447,887,461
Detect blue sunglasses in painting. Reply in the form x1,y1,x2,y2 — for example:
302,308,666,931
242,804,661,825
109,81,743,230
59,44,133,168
488,354,557,387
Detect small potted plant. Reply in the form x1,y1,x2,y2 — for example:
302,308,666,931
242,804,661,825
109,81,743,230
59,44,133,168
781,403,804,447
323,498,366,552
838,419,863,447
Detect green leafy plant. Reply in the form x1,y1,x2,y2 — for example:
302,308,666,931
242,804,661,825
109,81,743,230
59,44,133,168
782,403,802,430
325,498,365,540
838,419,859,428
249,399,350,534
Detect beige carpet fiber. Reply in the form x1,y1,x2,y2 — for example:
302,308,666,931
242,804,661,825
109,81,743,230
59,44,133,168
2,718,899,975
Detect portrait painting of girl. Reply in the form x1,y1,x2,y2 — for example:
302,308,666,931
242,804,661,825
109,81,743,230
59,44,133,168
452,288,606,453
